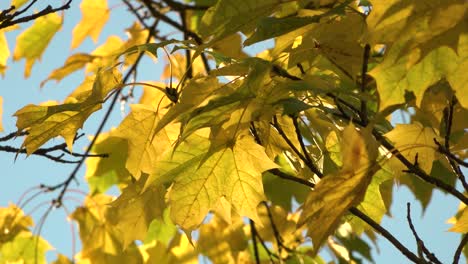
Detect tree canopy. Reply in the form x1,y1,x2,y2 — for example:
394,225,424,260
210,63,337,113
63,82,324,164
0,0,467,263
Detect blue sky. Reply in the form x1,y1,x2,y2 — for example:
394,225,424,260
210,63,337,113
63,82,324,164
0,1,463,263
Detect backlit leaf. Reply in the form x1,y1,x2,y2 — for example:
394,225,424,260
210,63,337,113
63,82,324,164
0,204,33,246
0,30,9,76
114,104,179,179
0,231,52,264
147,133,277,231
71,0,110,49
449,207,468,233
15,68,121,154
41,53,95,87
384,122,440,174
366,0,467,60
13,12,62,77
85,131,130,194
298,124,377,254
199,0,282,43
109,176,166,249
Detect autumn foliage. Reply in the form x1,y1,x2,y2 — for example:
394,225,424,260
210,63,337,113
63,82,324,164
0,0,467,263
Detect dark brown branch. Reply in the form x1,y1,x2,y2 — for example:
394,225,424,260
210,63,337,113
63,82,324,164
437,96,468,191
0,130,28,141
359,44,371,125
350,207,424,264
453,234,468,264
179,9,193,79
406,203,442,264
140,0,211,73
291,115,322,177
0,0,73,29
249,219,261,264
272,115,324,178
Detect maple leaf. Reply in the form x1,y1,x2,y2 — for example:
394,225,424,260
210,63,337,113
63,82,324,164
384,122,440,174
70,194,123,256
0,30,9,76
198,214,247,263
71,0,110,49
0,231,52,264
41,53,95,87
14,68,121,154
0,204,33,246
366,0,467,61
13,12,62,78
108,176,166,249
298,124,377,254
199,0,283,43
85,131,131,193
146,133,277,231
113,104,179,179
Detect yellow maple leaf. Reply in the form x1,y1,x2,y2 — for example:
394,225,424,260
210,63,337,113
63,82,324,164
298,124,377,254
384,122,440,174
147,133,277,231
14,68,121,154
0,30,9,76
449,207,468,233
41,53,95,87
13,12,62,78
109,177,166,249
71,0,110,49
10,0,29,9
114,104,180,180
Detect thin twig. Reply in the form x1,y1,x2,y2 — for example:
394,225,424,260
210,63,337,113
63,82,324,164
250,219,261,264
272,116,324,178
291,115,322,177
406,203,442,264
453,234,468,264
0,0,73,29
359,44,371,125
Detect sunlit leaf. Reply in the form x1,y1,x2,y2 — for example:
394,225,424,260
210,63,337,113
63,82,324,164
298,124,377,254
366,0,467,60
71,0,110,49
0,204,33,246
448,207,468,233
0,30,9,76
147,133,277,231
114,104,179,179
0,231,52,264
13,12,62,77
198,214,247,263
15,68,121,154
199,0,283,43
41,53,95,87
384,122,440,174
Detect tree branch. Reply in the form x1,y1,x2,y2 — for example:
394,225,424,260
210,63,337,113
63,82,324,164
0,0,73,29
406,203,442,264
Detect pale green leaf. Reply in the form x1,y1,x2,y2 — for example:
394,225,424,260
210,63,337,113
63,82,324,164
13,12,62,77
